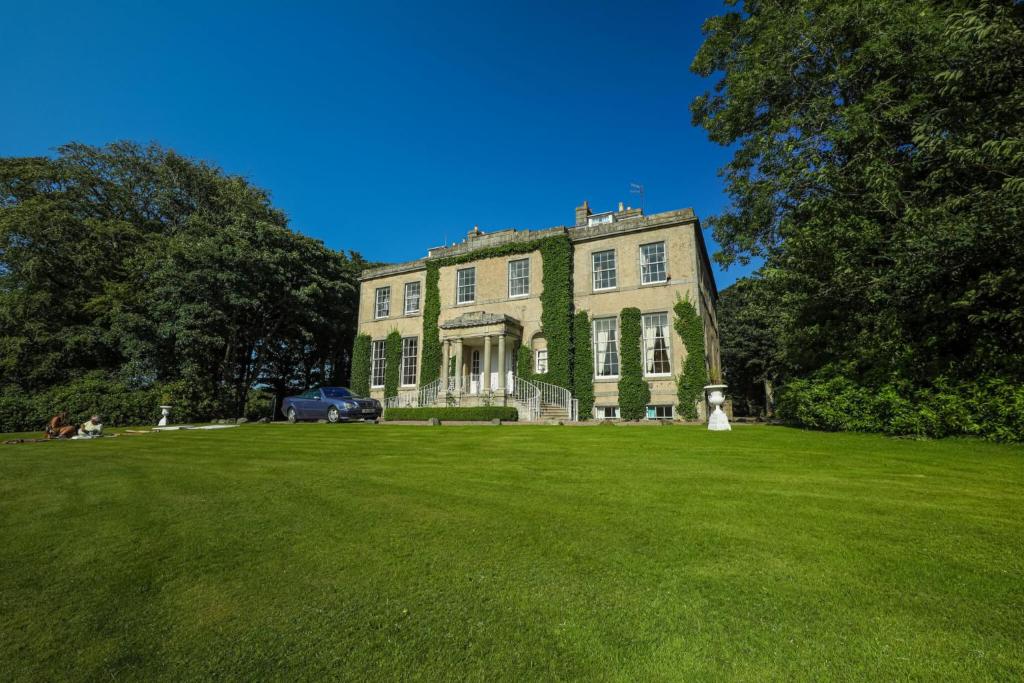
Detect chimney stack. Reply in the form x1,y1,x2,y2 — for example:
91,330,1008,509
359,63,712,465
575,200,592,227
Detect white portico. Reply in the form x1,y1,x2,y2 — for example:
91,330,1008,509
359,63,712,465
439,312,523,398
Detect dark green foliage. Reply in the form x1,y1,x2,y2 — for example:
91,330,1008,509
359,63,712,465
573,311,594,419
419,235,574,389
617,307,649,420
537,237,573,389
516,344,532,379
718,277,786,416
0,142,364,421
383,406,518,422
691,1,1024,439
419,263,442,384
349,334,371,398
384,331,402,398
674,296,707,420
777,373,1024,443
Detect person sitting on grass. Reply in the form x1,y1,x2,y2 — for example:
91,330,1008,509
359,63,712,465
78,415,103,437
46,413,77,439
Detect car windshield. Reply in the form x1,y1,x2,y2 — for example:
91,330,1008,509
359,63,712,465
321,387,352,398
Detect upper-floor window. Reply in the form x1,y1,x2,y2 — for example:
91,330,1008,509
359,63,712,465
592,250,617,291
508,258,530,298
404,281,421,314
535,349,548,374
371,340,386,387
374,286,390,319
457,267,476,304
593,317,619,377
401,337,418,386
640,242,667,284
642,312,672,376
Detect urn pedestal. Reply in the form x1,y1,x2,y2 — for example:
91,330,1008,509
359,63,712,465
158,405,172,427
703,385,731,431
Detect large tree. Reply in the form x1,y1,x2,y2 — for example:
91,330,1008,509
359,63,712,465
0,142,363,419
718,276,787,416
692,0,1024,393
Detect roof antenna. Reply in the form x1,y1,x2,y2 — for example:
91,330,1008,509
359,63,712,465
630,182,645,213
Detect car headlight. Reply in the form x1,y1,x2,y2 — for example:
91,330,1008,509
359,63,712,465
341,400,357,409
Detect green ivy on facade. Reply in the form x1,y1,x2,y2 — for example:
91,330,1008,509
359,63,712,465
674,295,707,419
573,310,594,419
418,235,574,389
350,333,371,397
617,307,650,420
384,330,402,398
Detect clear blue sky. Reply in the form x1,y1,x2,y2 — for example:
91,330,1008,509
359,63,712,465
0,0,757,288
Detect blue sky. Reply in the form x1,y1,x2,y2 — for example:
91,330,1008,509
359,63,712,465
0,0,757,288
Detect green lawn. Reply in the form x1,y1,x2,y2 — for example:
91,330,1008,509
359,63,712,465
1,424,1021,681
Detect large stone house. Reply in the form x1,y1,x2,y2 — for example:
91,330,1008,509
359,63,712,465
356,201,721,420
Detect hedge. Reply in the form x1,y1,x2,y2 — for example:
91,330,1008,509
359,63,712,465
419,234,574,388
777,373,1024,442
350,333,371,397
617,307,650,420
383,406,519,422
674,295,707,419
573,310,594,419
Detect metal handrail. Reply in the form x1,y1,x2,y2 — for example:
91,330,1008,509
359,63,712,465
530,378,578,422
384,377,442,409
510,375,540,421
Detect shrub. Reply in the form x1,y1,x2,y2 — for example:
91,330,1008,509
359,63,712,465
573,311,594,419
384,330,402,398
383,406,518,422
776,372,1024,442
674,295,707,419
350,333,371,397
617,307,650,420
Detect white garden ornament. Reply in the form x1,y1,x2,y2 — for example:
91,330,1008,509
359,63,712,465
704,384,731,431
158,405,172,427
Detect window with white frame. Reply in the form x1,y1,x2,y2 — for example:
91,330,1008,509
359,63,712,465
642,312,672,376
535,349,548,374
508,258,530,297
404,281,421,314
456,267,476,304
646,405,673,419
593,317,620,377
640,241,667,284
374,287,390,319
371,340,386,387
401,337,418,386
596,406,620,419
592,250,617,290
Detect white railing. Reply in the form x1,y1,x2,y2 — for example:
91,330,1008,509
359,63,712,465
531,378,578,422
510,375,540,421
384,377,442,409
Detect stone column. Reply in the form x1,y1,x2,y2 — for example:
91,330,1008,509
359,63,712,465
482,335,492,393
441,339,450,387
454,338,464,393
497,334,506,393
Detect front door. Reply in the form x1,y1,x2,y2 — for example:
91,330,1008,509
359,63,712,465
470,349,481,394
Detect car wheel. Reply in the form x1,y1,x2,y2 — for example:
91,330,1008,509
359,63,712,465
327,406,340,423
287,407,297,423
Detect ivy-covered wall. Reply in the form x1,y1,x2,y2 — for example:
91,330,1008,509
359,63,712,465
418,235,574,388
674,295,708,419
573,311,594,419
350,333,371,397
516,344,532,379
384,330,402,398
617,307,650,420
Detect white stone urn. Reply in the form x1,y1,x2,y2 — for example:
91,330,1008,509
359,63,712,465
704,385,731,431
158,405,172,427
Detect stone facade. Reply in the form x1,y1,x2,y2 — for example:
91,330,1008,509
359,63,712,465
357,202,721,419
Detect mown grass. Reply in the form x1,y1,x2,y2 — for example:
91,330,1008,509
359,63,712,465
1,424,1021,681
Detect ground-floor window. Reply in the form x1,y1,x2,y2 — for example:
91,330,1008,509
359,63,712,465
371,340,386,387
535,349,548,374
595,405,620,420
646,405,673,420
401,337,418,386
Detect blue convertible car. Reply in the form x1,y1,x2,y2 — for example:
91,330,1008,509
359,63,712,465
281,387,381,423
